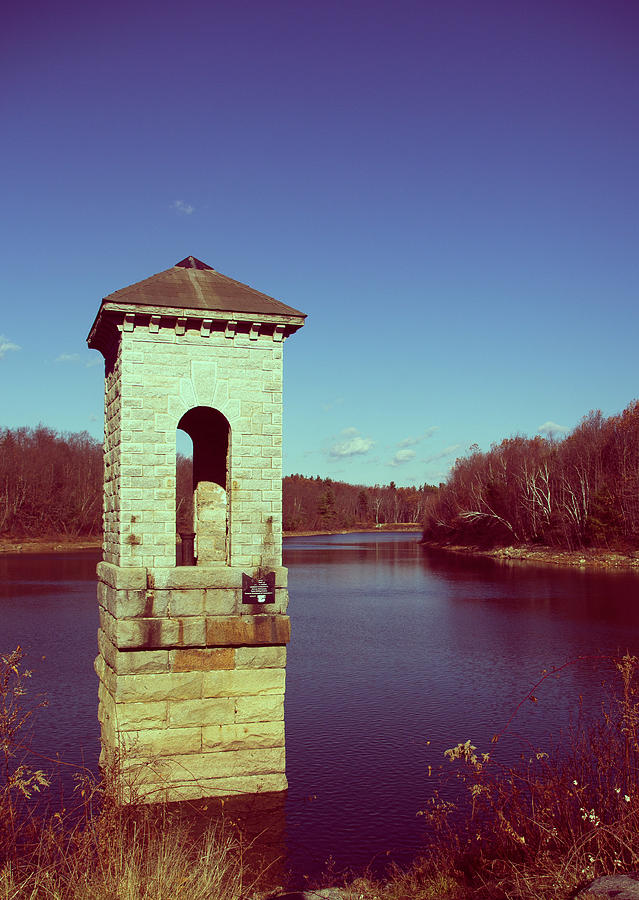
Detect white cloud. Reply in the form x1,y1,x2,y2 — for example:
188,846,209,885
424,444,462,465
538,420,569,438
398,427,438,448
329,428,375,458
55,353,101,368
0,336,21,359
389,448,417,466
171,200,195,215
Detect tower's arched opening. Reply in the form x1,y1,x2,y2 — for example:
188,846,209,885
177,406,230,565
176,430,194,563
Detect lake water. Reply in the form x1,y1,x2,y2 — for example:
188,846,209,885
2,533,639,878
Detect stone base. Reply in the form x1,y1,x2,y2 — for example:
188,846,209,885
95,562,289,803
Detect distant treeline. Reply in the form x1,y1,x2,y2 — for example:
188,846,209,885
282,475,436,531
0,426,432,538
423,399,639,551
6,400,639,547
0,426,103,537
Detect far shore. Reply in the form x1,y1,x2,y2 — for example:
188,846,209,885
0,536,103,555
283,523,422,537
422,540,639,572
4,533,639,574
0,524,422,556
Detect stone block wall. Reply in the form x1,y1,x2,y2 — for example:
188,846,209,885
95,561,289,802
103,335,123,566
101,319,284,570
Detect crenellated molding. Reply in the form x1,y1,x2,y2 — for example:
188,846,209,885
89,305,302,358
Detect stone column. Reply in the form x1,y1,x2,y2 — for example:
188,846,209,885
194,482,227,565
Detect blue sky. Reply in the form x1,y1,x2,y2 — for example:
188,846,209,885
2,0,638,487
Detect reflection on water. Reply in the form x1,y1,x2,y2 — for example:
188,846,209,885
162,791,288,891
0,551,101,776
2,536,639,879
284,533,639,876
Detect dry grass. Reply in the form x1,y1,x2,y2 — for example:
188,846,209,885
0,823,245,900
0,770,259,900
0,762,267,900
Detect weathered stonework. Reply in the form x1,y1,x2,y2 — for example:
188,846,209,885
88,256,305,802
98,326,288,570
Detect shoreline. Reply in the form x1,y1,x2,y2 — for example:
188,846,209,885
283,524,422,537
0,525,422,556
4,532,638,572
422,540,639,571
0,537,103,555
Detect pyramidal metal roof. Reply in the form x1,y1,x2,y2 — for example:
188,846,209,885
99,256,306,319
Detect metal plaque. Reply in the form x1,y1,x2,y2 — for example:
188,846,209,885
242,572,275,605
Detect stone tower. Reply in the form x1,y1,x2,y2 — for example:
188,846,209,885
87,256,305,802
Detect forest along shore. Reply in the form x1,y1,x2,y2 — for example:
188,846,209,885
422,540,639,571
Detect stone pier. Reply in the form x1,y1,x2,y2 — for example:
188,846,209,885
87,255,305,802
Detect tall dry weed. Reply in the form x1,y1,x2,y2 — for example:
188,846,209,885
419,653,639,898
0,646,50,862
